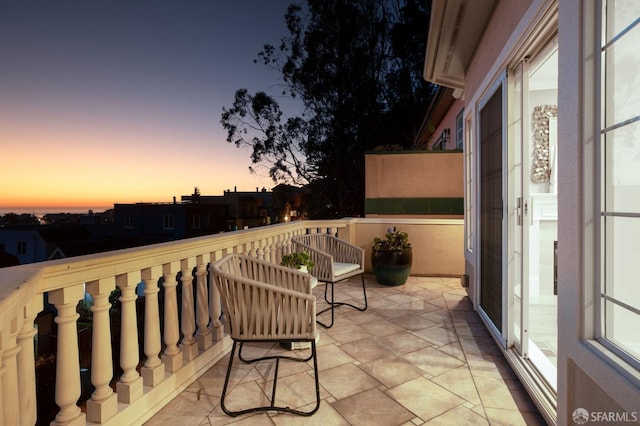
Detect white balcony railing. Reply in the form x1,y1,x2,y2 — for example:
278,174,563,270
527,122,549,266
0,218,463,425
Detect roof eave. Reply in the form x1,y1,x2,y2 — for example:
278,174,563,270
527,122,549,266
423,0,497,95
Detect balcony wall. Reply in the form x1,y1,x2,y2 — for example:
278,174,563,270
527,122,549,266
365,151,464,218
0,218,463,425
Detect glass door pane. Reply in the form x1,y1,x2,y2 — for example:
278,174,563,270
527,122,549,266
525,41,559,390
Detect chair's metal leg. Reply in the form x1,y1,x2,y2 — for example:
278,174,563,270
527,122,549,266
270,356,281,409
310,340,321,414
317,281,335,328
220,340,239,417
317,274,367,328
358,273,368,311
220,339,320,417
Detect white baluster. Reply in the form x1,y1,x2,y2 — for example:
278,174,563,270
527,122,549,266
17,295,43,426
208,252,224,340
276,237,284,264
2,313,20,426
180,258,198,361
85,279,118,423
195,256,212,350
49,285,86,425
115,273,143,403
141,266,165,386
162,261,183,372
256,243,265,262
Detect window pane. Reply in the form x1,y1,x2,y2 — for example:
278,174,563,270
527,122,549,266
603,299,640,362
604,120,640,212
604,216,640,309
599,0,640,367
604,19,640,126
606,0,640,44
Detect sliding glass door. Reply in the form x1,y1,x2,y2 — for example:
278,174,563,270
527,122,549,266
510,39,559,390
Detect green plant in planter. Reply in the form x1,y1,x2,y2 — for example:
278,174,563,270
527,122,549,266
281,251,314,271
372,226,412,286
372,227,411,251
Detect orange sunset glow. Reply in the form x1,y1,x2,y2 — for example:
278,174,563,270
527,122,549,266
0,1,290,213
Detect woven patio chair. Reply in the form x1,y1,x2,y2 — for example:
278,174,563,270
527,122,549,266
210,253,320,417
291,233,367,328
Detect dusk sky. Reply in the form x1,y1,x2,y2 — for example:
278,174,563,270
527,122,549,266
0,1,296,212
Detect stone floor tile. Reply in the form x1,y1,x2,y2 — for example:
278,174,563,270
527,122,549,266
254,355,313,381
215,380,270,415
378,331,432,355
452,320,492,338
346,310,387,325
465,353,518,380
271,400,349,426
315,342,356,371
144,392,217,426
449,310,483,325
473,376,540,412
320,363,384,400
430,366,482,406
423,405,489,425
360,356,425,388
208,409,274,426
484,407,547,425
323,321,372,344
363,317,407,337
412,325,459,347
332,388,415,426
185,364,243,398
339,337,396,364
387,376,466,422
458,336,503,356
260,370,321,411
402,346,466,377
374,306,422,318
423,297,448,310
411,288,449,301
420,309,453,327
385,293,425,305
388,313,439,331
398,300,446,316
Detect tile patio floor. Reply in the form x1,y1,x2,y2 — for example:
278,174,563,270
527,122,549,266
146,276,547,425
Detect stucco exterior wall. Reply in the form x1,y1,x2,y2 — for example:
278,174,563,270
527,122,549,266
429,98,465,151
364,151,463,218
465,0,534,99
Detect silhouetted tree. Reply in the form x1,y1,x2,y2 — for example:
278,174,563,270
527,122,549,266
221,0,435,217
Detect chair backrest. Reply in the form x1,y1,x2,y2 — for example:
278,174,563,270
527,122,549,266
292,233,364,266
292,233,339,253
211,253,316,341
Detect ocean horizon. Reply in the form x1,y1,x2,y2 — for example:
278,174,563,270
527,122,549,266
0,206,113,216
